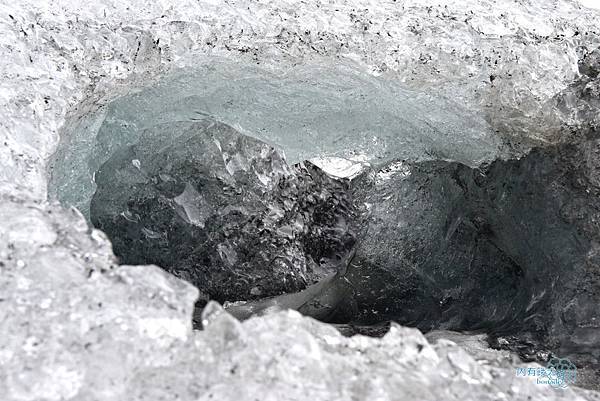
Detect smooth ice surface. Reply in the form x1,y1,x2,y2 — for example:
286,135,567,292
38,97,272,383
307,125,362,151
580,0,600,10
49,58,502,217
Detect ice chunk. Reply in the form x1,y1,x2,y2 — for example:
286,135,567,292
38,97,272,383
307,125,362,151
90,119,357,303
49,57,505,219
341,135,600,375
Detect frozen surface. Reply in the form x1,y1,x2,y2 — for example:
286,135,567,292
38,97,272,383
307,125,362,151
0,197,594,400
0,0,597,203
49,58,501,216
340,135,600,374
90,119,356,303
1,0,600,399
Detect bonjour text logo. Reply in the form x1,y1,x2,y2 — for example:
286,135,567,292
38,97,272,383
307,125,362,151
515,357,577,389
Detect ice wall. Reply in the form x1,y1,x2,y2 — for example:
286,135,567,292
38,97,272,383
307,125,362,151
1,0,600,399
48,58,502,217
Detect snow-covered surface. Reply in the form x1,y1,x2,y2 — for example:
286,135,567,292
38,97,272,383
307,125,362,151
1,0,600,399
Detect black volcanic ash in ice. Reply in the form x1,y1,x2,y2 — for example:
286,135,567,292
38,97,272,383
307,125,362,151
342,137,600,369
90,116,600,376
90,119,357,304
336,56,600,367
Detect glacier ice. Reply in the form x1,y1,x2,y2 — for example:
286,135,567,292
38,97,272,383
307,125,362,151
2,196,599,400
89,66,600,392
2,0,600,399
342,136,600,368
90,119,357,304
49,57,504,219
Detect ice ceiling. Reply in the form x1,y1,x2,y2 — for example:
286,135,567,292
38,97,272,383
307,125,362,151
2,0,600,400
48,58,504,217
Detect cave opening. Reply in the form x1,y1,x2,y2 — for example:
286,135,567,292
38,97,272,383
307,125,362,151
47,61,600,381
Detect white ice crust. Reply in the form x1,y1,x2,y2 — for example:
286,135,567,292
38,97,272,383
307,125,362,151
1,0,600,399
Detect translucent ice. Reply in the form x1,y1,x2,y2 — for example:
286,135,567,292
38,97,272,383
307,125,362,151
2,0,600,399
0,201,593,400
49,58,504,219
90,119,356,303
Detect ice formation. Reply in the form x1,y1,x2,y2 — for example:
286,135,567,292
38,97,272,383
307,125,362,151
90,119,356,303
345,138,600,364
49,57,503,216
2,0,600,400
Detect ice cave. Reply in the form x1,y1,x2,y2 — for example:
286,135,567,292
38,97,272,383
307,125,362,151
2,0,600,400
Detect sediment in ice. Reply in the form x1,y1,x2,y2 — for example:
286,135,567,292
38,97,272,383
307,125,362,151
90,119,357,303
2,0,600,399
342,137,600,372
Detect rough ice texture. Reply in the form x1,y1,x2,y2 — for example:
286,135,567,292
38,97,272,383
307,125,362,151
90,119,356,303
1,0,599,201
2,0,600,400
0,195,592,400
341,136,600,371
